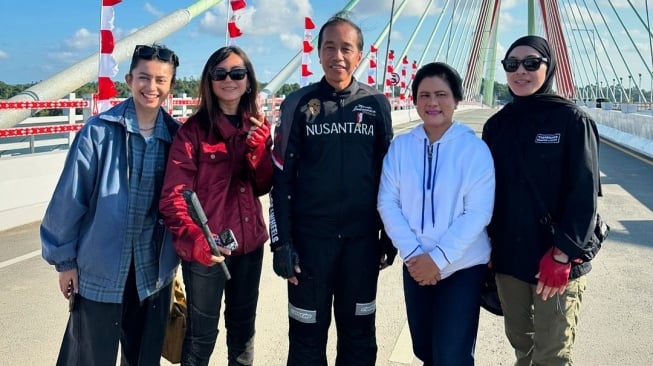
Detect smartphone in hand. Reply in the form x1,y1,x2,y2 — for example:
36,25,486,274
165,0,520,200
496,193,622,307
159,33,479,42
68,281,77,312
217,229,238,251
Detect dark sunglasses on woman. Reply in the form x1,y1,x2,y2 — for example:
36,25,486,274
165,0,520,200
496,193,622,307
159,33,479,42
210,68,248,81
501,57,548,72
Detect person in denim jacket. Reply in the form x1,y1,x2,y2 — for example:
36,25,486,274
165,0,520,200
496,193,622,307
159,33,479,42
40,43,181,365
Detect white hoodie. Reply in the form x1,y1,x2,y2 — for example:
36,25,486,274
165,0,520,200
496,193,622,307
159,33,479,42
377,121,495,279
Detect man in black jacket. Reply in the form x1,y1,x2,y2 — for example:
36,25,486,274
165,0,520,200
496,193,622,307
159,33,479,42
268,14,394,366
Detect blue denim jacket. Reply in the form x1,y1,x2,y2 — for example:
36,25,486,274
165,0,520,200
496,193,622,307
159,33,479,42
40,98,180,302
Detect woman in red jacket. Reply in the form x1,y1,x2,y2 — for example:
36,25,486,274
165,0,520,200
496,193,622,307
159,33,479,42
159,45,272,366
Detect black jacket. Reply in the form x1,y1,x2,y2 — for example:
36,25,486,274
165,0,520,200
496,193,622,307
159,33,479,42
269,78,393,249
482,101,600,284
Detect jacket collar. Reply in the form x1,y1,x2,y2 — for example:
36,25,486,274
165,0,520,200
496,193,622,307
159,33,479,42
96,97,179,143
319,76,360,100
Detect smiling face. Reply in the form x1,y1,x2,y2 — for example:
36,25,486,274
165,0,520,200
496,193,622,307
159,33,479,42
415,75,457,142
318,21,363,91
211,53,249,115
125,58,175,112
505,45,548,97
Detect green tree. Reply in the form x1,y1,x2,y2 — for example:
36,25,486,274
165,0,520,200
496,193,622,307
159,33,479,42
276,83,301,97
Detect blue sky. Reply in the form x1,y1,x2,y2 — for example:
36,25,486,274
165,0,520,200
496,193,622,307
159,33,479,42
0,0,651,97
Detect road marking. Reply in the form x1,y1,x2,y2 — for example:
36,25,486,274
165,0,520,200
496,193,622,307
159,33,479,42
0,250,40,270
389,320,414,364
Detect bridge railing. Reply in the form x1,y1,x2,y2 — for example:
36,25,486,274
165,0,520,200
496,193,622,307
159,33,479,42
0,93,284,157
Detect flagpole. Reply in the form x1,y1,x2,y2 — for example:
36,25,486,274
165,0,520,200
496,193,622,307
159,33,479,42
225,3,230,46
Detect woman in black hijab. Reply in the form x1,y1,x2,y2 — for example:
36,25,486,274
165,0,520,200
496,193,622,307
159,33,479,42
482,35,602,365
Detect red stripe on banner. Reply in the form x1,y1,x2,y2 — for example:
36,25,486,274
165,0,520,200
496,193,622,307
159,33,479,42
230,0,246,11
100,30,115,53
301,64,313,77
371,45,378,52
228,20,243,38
102,0,122,5
367,75,375,84
370,59,377,68
303,41,313,53
305,17,315,29
98,77,118,100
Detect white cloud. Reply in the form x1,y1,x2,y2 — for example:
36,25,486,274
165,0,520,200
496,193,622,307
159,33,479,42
0,50,8,60
64,28,97,50
245,0,313,36
198,10,225,37
279,33,303,51
197,0,313,38
144,2,164,18
46,51,77,64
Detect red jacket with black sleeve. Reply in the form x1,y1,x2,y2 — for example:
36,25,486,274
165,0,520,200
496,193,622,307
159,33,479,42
160,112,272,262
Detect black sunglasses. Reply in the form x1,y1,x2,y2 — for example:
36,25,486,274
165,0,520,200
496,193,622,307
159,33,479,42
133,45,179,67
501,57,548,72
210,68,248,81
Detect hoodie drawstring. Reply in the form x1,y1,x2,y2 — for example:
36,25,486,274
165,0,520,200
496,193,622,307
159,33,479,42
430,144,440,228
421,139,439,232
421,139,428,232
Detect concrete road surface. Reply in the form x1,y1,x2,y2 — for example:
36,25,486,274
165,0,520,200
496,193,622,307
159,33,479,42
1,108,652,365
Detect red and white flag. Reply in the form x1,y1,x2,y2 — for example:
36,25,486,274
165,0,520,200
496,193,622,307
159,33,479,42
399,56,409,105
367,45,377,86
384,50,395,98
300,16,315,87
228,0,246,44
96,0,121,114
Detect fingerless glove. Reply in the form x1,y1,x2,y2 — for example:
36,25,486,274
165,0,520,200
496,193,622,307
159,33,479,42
273,243,300,279
246,121,270,149
538,247,571,288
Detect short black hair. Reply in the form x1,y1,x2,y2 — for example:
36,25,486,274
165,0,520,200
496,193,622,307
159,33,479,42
412,62,463,104
317,12,363,51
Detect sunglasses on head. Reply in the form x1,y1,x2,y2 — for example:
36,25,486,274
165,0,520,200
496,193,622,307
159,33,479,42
501,57,548,72
210,68,248,81
133,45,179,67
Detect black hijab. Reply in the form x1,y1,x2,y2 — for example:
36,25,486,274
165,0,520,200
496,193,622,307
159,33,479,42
504,35,575,112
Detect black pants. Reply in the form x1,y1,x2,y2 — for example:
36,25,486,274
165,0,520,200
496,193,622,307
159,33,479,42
181,247,263,366
403,264,486,366
287,234,379,366
56,264,171,366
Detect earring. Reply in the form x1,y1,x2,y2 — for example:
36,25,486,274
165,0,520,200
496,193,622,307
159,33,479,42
246,87,252,94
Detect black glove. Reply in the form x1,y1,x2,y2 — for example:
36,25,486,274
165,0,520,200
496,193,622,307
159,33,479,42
273,243,300,279
379,230,398,269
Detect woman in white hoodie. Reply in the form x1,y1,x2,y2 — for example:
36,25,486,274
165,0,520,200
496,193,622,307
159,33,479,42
377,62,495,365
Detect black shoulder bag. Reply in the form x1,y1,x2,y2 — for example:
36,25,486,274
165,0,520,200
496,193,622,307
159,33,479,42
514,150,609,262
